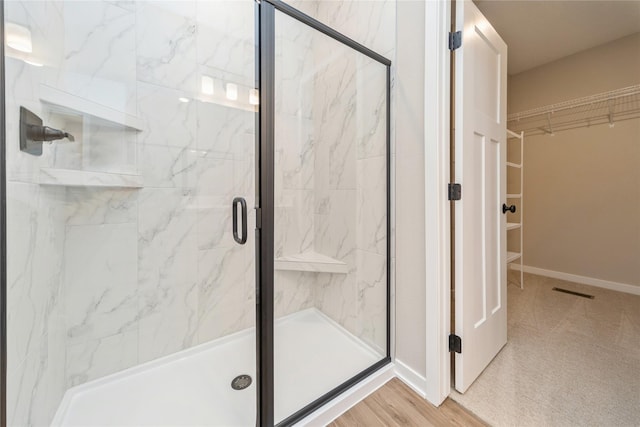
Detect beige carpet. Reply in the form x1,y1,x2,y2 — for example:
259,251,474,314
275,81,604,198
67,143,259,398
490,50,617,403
450,272,640,426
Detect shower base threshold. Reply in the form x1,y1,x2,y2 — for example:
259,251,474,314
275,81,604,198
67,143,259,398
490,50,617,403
52,308,383,426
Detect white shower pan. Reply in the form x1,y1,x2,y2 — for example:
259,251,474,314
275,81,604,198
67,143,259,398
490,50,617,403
52,308,382,426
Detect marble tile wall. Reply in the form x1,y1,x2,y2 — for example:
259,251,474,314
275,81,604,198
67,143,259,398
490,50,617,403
6,1,257,425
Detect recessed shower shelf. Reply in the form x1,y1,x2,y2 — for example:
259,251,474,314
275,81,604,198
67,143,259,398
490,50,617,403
274,251,348,274
40,85,144,131
39,168,144,188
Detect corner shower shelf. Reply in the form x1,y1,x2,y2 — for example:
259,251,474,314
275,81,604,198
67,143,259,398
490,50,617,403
40,85,144,131
507,251,521,264
274,251,348,274
39,168,144,188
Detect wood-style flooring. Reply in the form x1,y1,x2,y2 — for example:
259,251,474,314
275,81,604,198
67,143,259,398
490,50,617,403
328,378,487,426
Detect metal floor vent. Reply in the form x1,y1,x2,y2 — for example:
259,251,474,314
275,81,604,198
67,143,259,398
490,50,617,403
231,374,252,390
552,287,594,299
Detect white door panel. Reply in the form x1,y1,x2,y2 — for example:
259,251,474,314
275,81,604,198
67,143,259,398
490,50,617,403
454,0,508,393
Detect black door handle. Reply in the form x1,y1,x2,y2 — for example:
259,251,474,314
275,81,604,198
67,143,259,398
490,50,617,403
502,203,516,214
232,197,247,245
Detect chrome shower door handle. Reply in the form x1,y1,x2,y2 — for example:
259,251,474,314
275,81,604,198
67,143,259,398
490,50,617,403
232,197,248,245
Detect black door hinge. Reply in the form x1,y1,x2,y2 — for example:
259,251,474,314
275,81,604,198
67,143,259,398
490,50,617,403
449,31,462,50
448,183,462,201
449,334,462,353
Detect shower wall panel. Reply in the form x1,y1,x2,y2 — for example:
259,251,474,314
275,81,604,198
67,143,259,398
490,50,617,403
5,1,256,425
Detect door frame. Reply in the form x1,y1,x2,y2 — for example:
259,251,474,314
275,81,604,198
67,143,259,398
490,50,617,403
257,1,393,425
422,0,453,406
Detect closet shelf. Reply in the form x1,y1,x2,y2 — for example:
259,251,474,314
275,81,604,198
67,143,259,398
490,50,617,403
506,162,522,169
507,251,521,263
507,84,640,136
507,222,521,231
274,251,348,274
40,84,144,131
39,168,143,188
506,194,521,199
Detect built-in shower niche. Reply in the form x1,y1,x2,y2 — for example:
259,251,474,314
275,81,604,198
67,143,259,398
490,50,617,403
37,85,143,188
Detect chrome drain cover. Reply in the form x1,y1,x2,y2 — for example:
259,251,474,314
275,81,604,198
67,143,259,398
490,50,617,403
231,374,252,390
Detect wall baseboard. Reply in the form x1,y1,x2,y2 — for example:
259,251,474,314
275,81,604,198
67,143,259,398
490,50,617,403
394,359,428,399
511,264,640,296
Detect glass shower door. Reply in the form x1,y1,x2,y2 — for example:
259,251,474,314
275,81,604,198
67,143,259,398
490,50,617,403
264,3,391,424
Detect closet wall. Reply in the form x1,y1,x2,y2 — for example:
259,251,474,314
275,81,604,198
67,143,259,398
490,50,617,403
508,32,640,288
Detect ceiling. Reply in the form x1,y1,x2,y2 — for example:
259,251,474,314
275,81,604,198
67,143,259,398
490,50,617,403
474,0,640,75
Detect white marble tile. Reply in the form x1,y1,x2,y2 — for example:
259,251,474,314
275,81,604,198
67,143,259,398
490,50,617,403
234,156,255,203
145,0,196,19
197,246,254,343
58,1,137,115
83,119,138,174
312,53,358,190
196,0,254,83
137,81,196,148
195,156,235,199
136,2,198,92
313,264,358,336
139,144,197,189
275,114,314,191
6,182,67,426
275,36,315,120
197,206,233,251
274,271,315,319
65,187,137,225
196,100,254,158
63,224,138,344
356,156,387,256
7,0,65,85
356,249,387,354
138,279,198,363
45,113,84,172
315,0,396,57
274,189,314,258
66,330,138,387
138,188,198,289
105,0,136,13
315,189,356,261
356,57,387,160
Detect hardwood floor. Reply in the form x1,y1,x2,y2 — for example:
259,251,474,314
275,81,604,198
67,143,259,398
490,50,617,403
328,378,487,427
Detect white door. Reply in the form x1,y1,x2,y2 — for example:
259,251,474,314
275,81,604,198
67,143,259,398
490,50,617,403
454,0,508,393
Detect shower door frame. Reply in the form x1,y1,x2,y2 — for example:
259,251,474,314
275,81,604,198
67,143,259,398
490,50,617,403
0,1,7,425
256,1,392,426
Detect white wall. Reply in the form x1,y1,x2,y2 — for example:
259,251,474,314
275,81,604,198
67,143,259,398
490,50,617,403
395,0,451,405
395,0,427,378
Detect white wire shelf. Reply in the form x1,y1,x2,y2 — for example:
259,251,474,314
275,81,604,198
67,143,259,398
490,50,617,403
507,85,640,136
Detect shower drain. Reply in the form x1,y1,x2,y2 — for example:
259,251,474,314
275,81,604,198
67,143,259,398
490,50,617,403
231,374,252,390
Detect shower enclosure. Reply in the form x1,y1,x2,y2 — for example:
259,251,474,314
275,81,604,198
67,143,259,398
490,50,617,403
1,0,391,425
